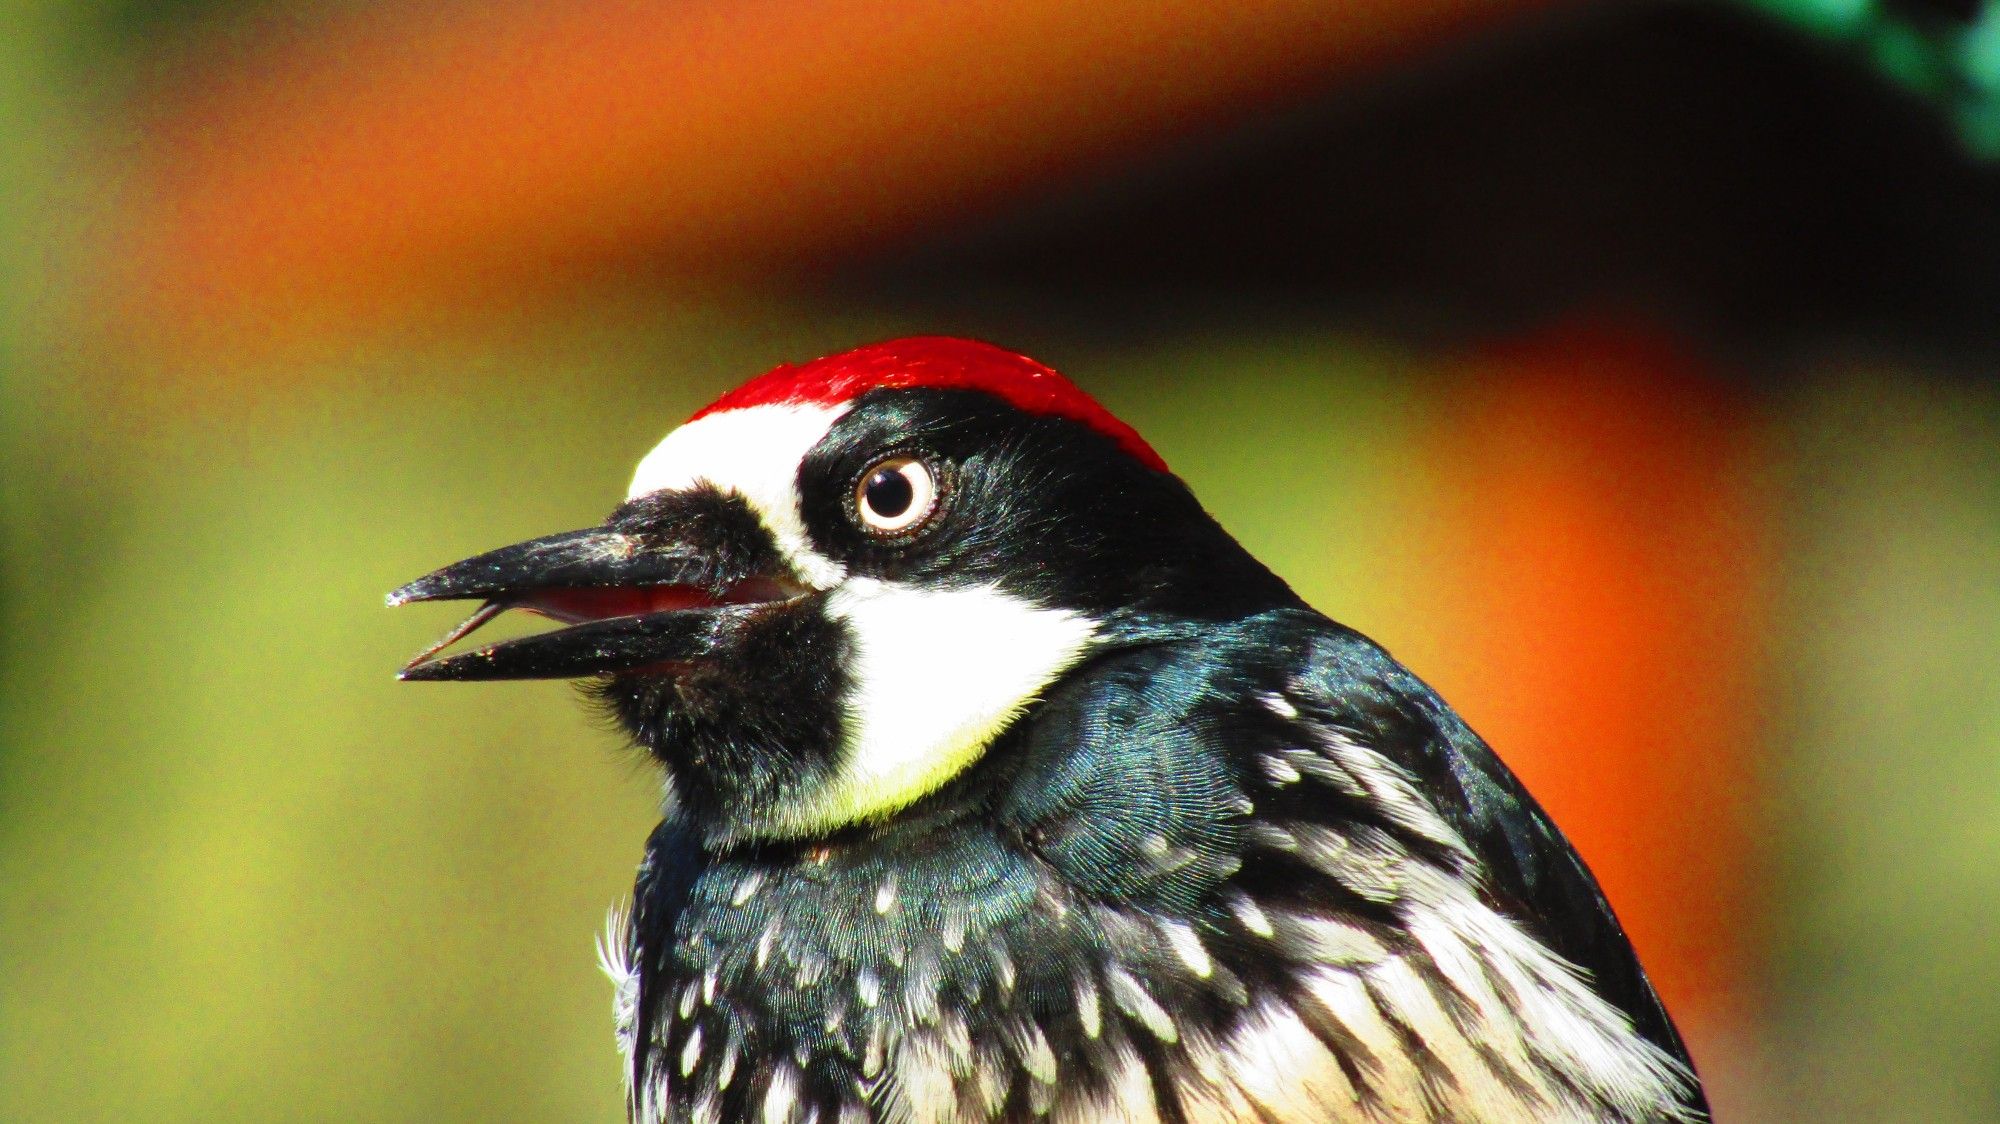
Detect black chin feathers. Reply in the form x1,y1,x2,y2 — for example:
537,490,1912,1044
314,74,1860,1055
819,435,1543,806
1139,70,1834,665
584,600,853,836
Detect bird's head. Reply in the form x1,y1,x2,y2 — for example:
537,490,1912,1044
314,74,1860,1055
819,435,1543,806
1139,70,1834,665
391,337,1293,842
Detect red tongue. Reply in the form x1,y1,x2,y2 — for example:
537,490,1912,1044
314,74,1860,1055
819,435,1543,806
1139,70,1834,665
518,585,719,624
515,577,801,624
402,584,745,676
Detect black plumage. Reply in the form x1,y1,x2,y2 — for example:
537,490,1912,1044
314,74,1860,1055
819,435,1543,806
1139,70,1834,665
392,339,1708,1123
615,615,1703,1122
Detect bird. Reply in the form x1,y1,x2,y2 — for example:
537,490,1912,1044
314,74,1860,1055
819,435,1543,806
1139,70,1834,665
389,336,1708,1124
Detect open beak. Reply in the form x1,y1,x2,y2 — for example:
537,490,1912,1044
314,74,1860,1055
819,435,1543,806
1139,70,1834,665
387,526,803,681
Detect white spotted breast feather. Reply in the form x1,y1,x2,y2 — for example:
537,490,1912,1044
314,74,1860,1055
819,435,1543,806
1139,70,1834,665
609,615,1706,1123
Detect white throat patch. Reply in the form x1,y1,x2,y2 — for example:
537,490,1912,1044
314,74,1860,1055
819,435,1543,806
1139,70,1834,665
627,403,849,590
773,578,1099,837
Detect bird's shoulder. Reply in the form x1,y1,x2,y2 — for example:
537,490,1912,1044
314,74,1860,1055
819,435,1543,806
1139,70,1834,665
1276,614,1696,1074
996,610,1704,1120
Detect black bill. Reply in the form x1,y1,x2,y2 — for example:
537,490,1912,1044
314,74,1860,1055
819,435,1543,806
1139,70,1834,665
388,525,801,681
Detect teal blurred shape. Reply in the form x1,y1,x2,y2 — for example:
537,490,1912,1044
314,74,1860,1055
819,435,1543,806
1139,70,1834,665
1742,0,2000,156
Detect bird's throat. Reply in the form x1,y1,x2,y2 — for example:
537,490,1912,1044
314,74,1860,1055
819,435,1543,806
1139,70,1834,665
752,578,1100,839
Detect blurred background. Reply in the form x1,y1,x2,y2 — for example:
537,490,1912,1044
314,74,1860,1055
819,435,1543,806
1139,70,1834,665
3,0,1998,1120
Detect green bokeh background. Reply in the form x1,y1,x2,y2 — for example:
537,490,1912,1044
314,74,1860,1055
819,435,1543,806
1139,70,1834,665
6,3,2000,1122
0,307,1447,1122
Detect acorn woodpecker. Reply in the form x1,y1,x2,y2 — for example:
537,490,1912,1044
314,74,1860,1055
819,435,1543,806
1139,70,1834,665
390,338,1708,1123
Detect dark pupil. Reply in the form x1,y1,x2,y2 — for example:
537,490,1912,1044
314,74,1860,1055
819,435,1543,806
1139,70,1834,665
865,468,914,518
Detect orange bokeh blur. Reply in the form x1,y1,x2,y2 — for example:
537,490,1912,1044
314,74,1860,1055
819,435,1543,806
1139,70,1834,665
1421,320,1767,1034
119,0,1555,355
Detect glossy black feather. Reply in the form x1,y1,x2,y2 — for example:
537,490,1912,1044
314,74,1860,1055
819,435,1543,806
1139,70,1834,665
602,388,1704,1119
624,608,1705,1121
396,364,1709,1120
1287,622,1699,1078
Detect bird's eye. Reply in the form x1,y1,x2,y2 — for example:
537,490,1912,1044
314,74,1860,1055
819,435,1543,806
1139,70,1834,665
855,456,938,536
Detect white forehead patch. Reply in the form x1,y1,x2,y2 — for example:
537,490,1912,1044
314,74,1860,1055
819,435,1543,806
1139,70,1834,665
627,403,849,589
